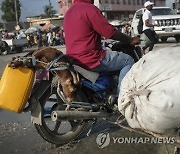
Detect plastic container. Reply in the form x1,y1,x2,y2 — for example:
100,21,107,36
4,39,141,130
0,65,35,113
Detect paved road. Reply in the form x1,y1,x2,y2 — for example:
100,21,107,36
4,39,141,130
0,40,179,154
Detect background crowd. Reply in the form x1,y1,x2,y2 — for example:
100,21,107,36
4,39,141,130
0,27,65,49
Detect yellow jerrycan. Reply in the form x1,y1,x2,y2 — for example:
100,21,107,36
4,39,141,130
0,65,35,113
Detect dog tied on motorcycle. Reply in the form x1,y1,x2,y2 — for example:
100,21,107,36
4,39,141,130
9,47,79,103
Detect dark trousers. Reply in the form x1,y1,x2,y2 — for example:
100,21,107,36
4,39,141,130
143,29,158,51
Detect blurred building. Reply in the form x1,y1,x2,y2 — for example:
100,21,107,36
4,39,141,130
57,0,166,21
26,15,64,27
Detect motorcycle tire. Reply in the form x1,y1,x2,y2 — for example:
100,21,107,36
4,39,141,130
34,87,88,145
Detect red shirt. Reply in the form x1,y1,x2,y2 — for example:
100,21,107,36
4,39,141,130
63,0,116,69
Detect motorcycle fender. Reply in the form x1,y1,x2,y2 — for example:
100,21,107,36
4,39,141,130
30,80,51,125
31,102,42,125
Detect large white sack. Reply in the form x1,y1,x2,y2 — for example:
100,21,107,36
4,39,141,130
118,47,180,134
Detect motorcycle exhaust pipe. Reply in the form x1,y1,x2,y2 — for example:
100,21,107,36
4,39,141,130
51,110,110,121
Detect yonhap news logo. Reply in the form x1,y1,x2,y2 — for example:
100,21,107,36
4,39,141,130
96,133,176,148
96,133,110,148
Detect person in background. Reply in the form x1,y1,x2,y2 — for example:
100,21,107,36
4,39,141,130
37,31,43,49
121,25,126,33
17,32,22,39
125,24,131,36
42,32,47,46
34,32,38,46
26,34,31,48
52,30,56,46
3,30,9,39
63,0,140,103
47,31,52,46
142,1,160,53
55,32,60,45
58,28,65,45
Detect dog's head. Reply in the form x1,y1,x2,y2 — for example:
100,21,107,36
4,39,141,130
55,69,79,102
33,47,80,103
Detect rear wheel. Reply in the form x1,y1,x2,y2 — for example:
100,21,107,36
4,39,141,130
161,37,167,42
1,46,10,55
16,46,23,53
34,88,88,145
0,41,10,55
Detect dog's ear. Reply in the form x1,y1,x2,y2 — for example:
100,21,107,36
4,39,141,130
71,72,79,85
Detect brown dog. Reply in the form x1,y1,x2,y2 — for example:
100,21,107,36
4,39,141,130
9,47,79,103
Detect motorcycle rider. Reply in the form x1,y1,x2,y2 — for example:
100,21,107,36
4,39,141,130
63,0,140,103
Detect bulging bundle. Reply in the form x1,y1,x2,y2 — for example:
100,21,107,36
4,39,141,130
118,47,180,134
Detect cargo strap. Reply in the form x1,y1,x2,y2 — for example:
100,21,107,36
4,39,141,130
47,54,65,70
46,54,79,85
128,89,152,119
50,64,69,71
47,54,77,78
13,56,37,67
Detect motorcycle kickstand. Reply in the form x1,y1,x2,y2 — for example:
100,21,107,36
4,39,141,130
86,119,97,137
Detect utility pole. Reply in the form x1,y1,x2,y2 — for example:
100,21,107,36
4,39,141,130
14,0,18,25
48,0,52,20
14,0,20,30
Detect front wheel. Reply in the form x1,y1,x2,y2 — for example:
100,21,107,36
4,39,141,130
16,46,23,53
175,36,180,43
161,37,168,43
34,88,88,145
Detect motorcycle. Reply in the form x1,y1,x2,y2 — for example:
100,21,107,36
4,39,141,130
24,42,143,145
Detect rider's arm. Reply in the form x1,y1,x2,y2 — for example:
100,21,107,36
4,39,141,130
111,30,140,45
89,8,140,45
110,30,131,44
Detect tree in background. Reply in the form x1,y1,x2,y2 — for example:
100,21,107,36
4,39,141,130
44,3,57,18
1,0,21,22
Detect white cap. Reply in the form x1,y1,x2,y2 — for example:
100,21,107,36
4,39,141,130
144,1,154,7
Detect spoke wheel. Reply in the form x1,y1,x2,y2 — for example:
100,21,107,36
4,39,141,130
34,88,88,145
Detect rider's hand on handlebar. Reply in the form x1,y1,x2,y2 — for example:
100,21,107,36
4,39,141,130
130,37,140,46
